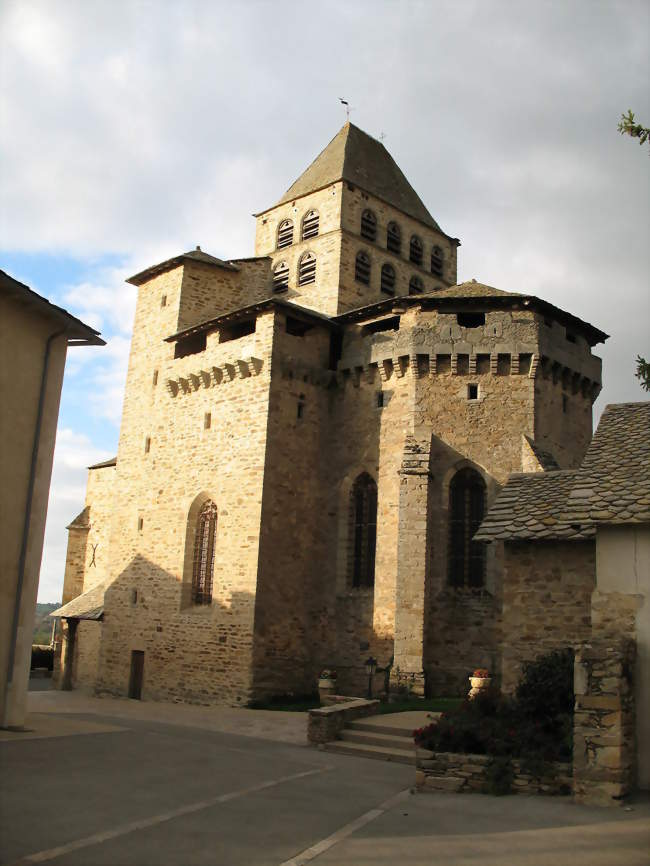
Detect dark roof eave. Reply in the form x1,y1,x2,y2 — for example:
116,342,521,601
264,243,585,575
127,253,239,286
333,292,608,345
1,270,105,345
165,297,339,343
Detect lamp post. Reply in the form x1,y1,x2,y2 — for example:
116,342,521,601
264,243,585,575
364,656,377,699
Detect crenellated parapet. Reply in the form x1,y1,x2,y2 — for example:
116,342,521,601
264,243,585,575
166,356,264,397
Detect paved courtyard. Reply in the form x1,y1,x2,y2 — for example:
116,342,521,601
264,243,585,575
1,689,648,866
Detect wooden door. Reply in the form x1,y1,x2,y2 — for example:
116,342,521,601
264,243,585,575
128,650,144,699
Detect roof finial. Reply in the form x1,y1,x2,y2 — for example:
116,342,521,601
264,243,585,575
338,97,354,122
379,131,386,143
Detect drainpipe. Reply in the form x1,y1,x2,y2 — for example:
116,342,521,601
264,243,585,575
2,327,67,728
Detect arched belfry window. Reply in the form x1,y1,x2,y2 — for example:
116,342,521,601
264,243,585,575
409,235,423,266
431,245,444,276
360,209,377,241
277,219,293,249
302,210,319,240
387,222,401,254
272,261,289,292
192,500,217,604
350,473,377,589
380,263,396,296
355,251,371,285
298,252,316,286
448,468,486,589
409,275,423,295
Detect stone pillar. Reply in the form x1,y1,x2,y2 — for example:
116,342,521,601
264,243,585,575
390,437,432,698
60,618,78,691
573,638,636,805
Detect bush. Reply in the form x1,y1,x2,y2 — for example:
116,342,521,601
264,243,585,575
516,648,574,720
414,649,574,764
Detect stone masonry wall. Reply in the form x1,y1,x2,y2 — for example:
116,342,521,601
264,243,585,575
573,639,637,805
500,540,596,693
93,287,276,705
416,751,572,796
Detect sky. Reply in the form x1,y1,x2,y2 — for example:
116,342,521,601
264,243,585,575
1,0,648,603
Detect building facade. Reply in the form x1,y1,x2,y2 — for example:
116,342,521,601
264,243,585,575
54,123,607,704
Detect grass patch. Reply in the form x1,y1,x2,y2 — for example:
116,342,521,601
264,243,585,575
377,697,462,715
248,693,320,712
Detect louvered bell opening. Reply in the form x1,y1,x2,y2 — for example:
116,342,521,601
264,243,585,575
381,265,395,296
273,262,289,293
387,224,401,254
409,276,423,295
431,247,443,276
298,254,316,286
355,253,371,285
409,237,423,266
277,220,294,249
302,211,319,240
361,210,377,241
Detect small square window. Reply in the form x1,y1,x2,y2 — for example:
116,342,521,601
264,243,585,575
468,383,479,400
161,295,167,308
204,412,211,430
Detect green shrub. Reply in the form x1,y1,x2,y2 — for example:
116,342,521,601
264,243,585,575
484,756,514,795
515,648,574,720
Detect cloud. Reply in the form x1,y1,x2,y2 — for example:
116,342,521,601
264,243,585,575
2,0,647,600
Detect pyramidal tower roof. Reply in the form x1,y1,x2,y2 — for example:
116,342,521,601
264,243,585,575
274,123,441,231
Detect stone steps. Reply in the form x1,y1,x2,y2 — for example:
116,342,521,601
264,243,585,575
322,739,416,765
340,728,415,750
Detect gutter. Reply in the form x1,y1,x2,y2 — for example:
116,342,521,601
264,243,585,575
2,326,67,728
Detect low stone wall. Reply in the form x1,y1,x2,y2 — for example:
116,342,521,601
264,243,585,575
415,751,572,796
573,638,636,806
307,698,379,744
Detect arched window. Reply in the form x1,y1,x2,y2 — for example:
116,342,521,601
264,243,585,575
360,209,377,241
301,210,319,240
298,251,316,286
387,222,401,254
192,500,217,604
277,219,294,249
380,263,395,295
272,261,289,292
350,473,377,589
409,235,423,266
409,275,423,295
431,245,444,276
448,469,486,589
355,251,371,285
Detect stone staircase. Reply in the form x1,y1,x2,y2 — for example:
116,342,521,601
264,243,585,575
322,713,440,765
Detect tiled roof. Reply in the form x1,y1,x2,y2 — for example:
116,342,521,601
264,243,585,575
267,123,444,232
561,402,650,525
476,401,650,542
475,471,594,542
50,582,107,621
127,249,238,286
421,281,519,300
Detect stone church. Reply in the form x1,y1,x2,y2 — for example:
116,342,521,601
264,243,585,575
54,122,607,705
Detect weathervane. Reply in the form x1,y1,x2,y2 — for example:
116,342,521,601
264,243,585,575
339,97,354,121
379,131,386,142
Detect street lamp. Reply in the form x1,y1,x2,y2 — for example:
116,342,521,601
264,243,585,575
364,656,377,699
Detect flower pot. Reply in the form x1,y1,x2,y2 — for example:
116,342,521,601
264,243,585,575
468,676,491,699
318,678,336,702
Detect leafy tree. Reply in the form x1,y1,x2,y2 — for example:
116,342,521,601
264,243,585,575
635,356,650,392
618,110,650,149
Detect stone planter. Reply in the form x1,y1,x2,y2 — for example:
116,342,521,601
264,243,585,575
318,678,336,702
468,676,491,699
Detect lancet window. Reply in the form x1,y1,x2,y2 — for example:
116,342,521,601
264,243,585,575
350,473,377,589
360,209,377,241
447,468,486,588
355,251,371,285
192,500,217,604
